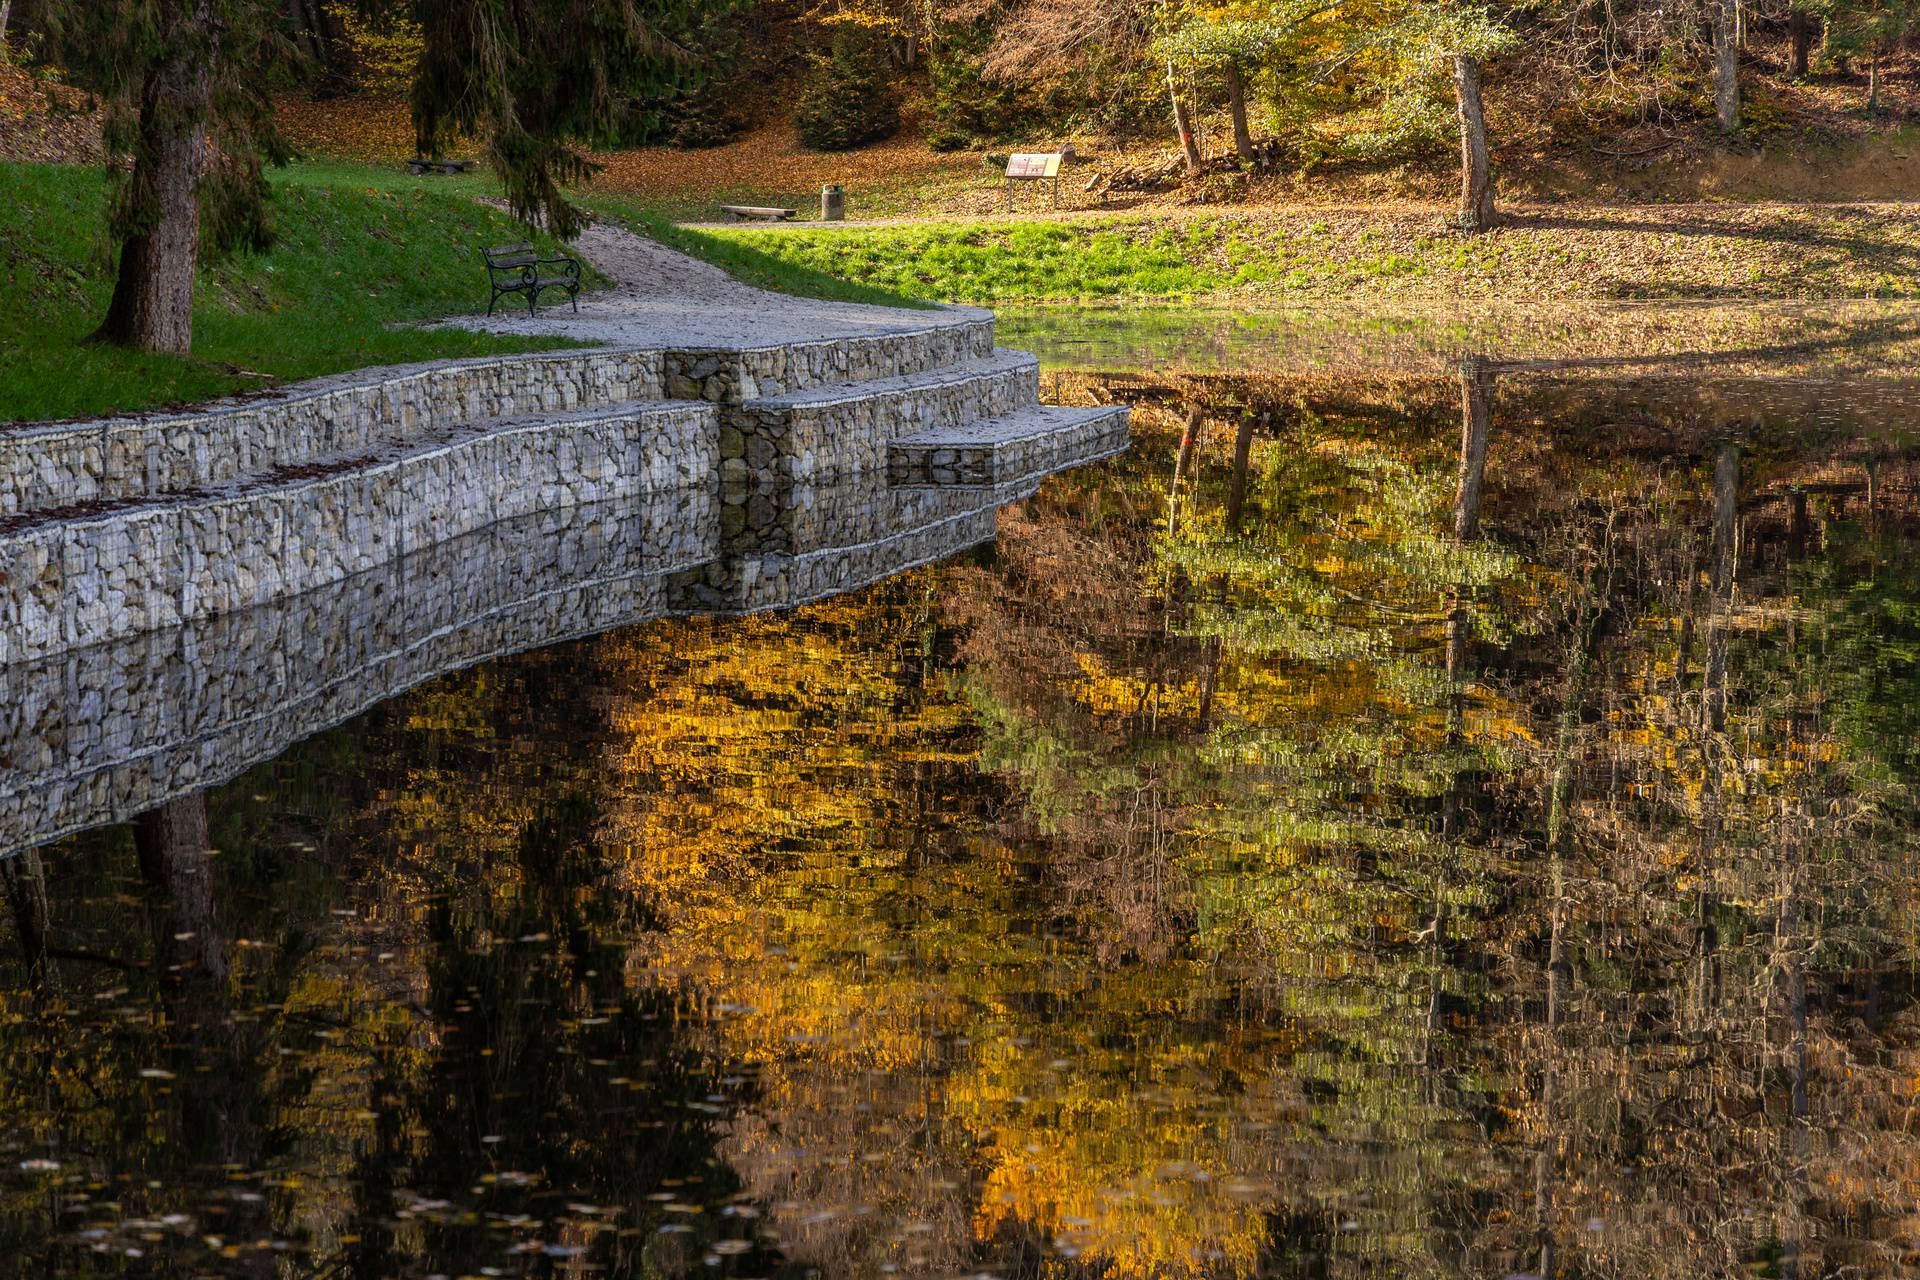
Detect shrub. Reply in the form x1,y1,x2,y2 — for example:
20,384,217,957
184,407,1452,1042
794,27,899,152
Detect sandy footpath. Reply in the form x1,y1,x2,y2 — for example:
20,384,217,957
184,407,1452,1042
445,221,988,350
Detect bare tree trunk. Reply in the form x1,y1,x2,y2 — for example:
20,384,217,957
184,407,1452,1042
1,849,52,988
1167,61,1204,175
1454,55,1495,234
1449,358,1494,690
91,0,214,355
135,792,226,984
1455,357,1494,540
1712,0,1742,133
0,1,12,51
1788,9,1815,76
285,0,332,64
1227,410,1259,533
1705,442,1739,735
1868,43,1881,111
1223,63,1255,164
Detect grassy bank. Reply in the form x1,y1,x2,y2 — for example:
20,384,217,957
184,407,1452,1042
0,162,591,423
670,203,1920,306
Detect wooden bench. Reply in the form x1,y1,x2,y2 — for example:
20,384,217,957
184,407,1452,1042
408,157,476,176
480,243,581,318
719,205,798,222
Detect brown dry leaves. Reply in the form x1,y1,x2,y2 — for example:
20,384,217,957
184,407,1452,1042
590,119,967,199
0,65,100,164
273,93,418,164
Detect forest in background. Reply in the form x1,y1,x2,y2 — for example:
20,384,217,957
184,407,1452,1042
11,0,1920,222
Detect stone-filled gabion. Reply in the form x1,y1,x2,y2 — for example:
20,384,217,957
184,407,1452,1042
1,401,717,665
0,348,671,518
662,318,997,403
0,310,1130,692
0,465,1060,860
721,348,1043,485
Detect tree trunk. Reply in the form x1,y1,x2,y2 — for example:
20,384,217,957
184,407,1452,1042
1705,442,1739,735
1168,61,1204,175
1454,55,1494,234
1,849,52,988
1454,356,1494,540
285,0,331,64
1788,9,1815,76
91,0,214,355
1449,358,1494,688
1869,44,1881,111
1223,63,1255,164
135,792,226,984
1712,0,1741,133
0,1,12,51
1227,410,1259,533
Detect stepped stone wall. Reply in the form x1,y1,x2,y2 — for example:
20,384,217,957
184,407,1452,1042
0,348,669,518
662,320,997,403
2,401,716,665
724,351,1041,483
0,317,1000,519
0,306,1125,688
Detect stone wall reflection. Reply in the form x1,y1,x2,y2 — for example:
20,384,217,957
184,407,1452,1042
0,467,1055,860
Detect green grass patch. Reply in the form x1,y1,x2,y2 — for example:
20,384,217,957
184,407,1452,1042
0,161,594,423
627,217,1222,305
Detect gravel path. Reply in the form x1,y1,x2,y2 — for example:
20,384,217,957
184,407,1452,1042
445,221,988,349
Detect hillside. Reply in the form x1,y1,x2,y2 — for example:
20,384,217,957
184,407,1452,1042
0,163,587,422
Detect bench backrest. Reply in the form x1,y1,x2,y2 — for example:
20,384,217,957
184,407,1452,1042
1006,153,1064,180
483,242,537,264
482,243,538,284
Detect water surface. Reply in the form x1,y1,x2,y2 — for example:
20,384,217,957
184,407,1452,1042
7,309,1920,1278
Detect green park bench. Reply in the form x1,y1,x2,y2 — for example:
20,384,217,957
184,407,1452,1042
480,243,581,318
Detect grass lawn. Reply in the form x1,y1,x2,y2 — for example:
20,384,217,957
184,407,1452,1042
656,204,1920,305
0,161,594,423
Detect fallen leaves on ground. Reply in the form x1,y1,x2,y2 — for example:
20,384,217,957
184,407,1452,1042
0,65,99,164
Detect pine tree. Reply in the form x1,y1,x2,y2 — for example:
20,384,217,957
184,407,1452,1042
44,0,289,355
410,0,703,238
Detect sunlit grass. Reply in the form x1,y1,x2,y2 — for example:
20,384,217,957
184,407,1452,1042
630,217,1219,305
616,203,1920,306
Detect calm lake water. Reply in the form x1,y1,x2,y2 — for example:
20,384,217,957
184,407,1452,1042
7,307,1920,1278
